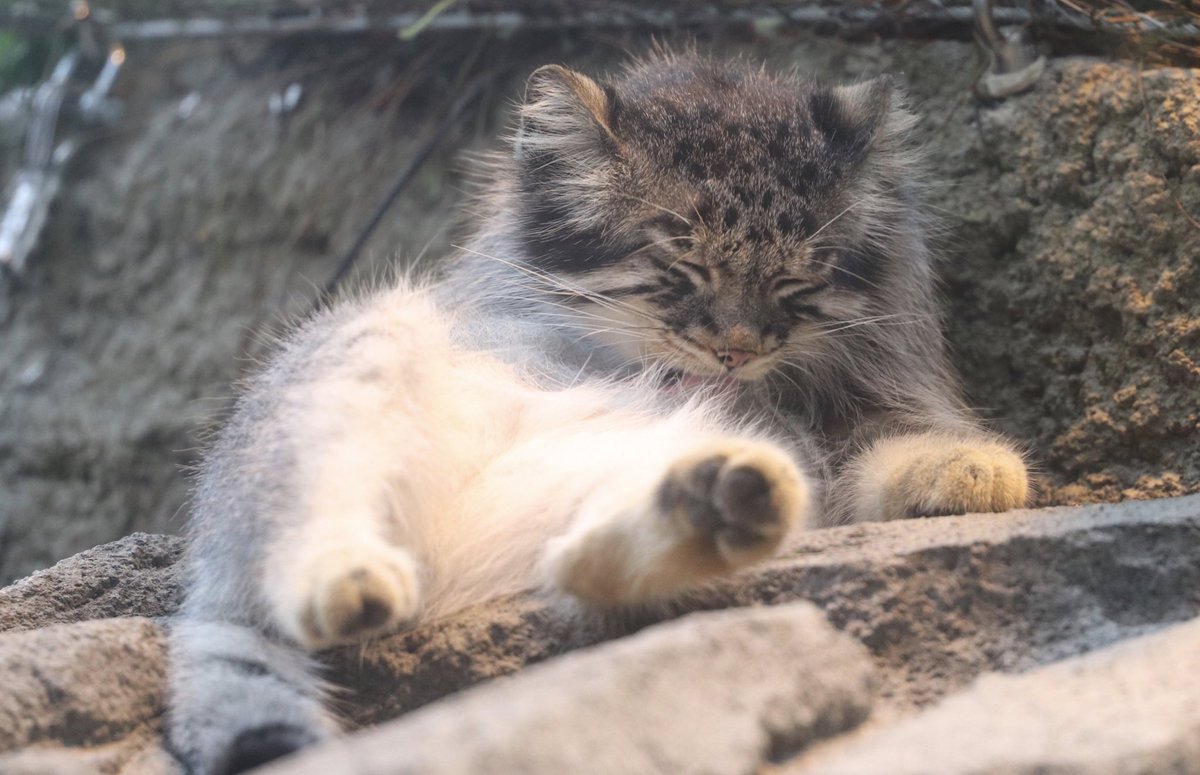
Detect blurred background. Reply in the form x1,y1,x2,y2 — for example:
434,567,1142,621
0,0,1197,584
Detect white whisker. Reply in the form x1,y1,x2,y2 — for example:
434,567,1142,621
452,244,663,325
612,193,693,227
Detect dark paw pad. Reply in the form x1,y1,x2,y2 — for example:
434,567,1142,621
715,465,773,523
340,569,395,633
658,455,723,529
218,724,318,775
659,453,788,560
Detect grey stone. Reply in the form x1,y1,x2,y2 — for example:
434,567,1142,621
0,495,1198,774
792,616,1200,774
262,604,875,775
0,533,184,634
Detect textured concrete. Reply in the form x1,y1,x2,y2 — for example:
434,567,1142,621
262,604,875,775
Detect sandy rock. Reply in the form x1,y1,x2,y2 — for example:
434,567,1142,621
263,604,875,775
791,616,1200,774
0,617,168,768
934,61,1200,508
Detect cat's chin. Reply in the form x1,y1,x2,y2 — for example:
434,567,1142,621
659,368,740,395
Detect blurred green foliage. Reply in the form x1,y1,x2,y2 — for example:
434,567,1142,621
0,28,48,91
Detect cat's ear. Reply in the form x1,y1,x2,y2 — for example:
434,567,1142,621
515,65,621,164
812,75,917,168
830,75,894,128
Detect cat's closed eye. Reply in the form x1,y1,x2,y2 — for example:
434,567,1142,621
666,260,711,286
771,278,828,300
773,279,830,319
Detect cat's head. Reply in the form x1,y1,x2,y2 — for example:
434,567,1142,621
511,52,926,384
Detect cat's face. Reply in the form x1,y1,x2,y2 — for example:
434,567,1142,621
513,54,918,384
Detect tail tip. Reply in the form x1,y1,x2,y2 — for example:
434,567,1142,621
216,724,319,775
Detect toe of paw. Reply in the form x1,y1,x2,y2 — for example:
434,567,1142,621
659,454,726,512
302,556,419,646
948,453,1027,512
712,461,802,561
990,454,1030,509
323,571,399,637
715,465,773,521
936,460,996,508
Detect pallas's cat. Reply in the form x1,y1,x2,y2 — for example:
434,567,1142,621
167,53,1028,775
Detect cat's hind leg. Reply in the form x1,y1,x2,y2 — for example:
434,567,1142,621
169,286,474,774
841,431,1028,523
535,413,810,607
256,297,445,650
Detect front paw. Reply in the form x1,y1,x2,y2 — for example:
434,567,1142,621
876,439,1028,521
275,544,421,650
658,440,808,566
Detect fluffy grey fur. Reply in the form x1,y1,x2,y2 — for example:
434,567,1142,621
167,52,1027,775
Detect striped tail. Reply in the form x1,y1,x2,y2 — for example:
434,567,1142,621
167,619,336,775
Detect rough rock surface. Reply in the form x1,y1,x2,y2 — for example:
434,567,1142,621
790,616,1200,774
2,35,1197,582
0,618,170,775
263,604,875,775
0,36,485,583
0,534,183,634
935,61,1200,507
1,495,1197,773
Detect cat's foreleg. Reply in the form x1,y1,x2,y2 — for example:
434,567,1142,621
842,431,1028,522
541,424,809,607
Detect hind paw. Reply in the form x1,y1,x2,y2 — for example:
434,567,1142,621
276,543,421,649
658,440,808,566
544,437,807,607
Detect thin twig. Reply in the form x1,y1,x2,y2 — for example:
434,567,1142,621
312,65,499,311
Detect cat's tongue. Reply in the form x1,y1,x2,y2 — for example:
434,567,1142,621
678,372,714,390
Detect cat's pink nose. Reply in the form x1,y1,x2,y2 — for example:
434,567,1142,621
716,349,756,371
